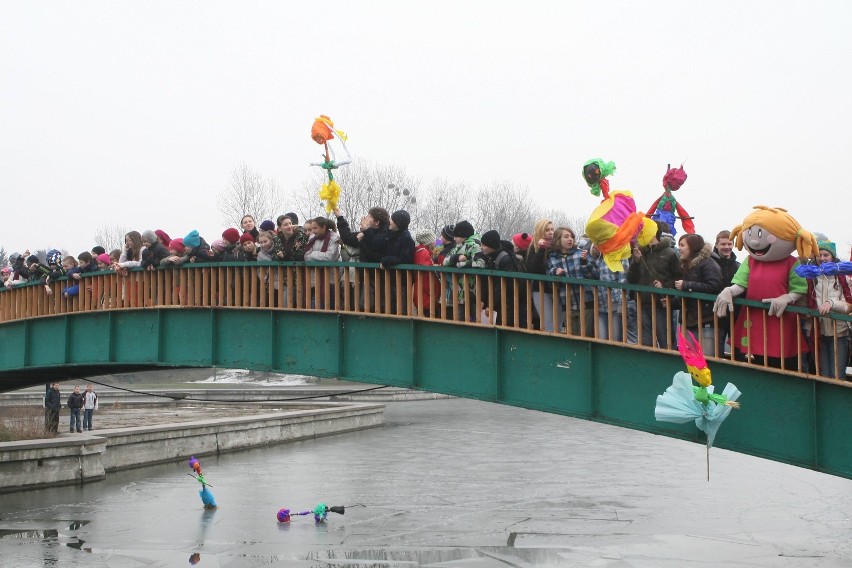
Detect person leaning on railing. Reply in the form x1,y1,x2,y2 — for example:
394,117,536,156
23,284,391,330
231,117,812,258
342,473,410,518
590,245,628,341
526,219,560,332
674,234,722,336
334,206,390,312
443,220,485,322
141,230,171,270
477,229,527,327
803,241,852,379
711,230,740,356
412,230,438,317
547,227,599,336
627,224,682,349
304,217,342,309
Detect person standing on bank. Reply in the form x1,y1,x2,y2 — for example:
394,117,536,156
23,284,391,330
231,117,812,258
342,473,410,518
44,382,61,434
83,384,98,431
67,385,84,433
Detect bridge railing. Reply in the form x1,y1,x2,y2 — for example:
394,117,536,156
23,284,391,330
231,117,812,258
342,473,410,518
1,262,849,380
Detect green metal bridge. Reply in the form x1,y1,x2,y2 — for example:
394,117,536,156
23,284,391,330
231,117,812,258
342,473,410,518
1,262,850,479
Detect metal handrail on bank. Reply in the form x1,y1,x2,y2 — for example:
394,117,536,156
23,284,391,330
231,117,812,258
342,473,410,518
1,262,849,383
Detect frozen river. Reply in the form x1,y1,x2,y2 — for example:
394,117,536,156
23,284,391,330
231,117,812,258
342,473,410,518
1,398,850,567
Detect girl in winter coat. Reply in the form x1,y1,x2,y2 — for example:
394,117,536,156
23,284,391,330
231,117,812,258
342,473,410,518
116,231,146,270
546,227,599,336
591,245,628,341
674,234,722,334
805,241,852,378
526,219,559,331
304,218,341,308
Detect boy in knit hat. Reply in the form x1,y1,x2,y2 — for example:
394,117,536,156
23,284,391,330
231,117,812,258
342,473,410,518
442,220,485,321
380,210,415,268
478,229,526,326
379,210,415,314
437,224,456,265
26,255,55,295
443,221,484,269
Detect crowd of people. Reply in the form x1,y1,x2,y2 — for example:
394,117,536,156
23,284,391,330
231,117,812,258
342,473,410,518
1,206,850,380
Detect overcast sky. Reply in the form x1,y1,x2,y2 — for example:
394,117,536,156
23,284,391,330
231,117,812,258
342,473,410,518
2,1,850,257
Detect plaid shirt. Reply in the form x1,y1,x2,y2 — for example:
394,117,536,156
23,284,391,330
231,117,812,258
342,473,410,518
595,258,629,313
546,249,599,309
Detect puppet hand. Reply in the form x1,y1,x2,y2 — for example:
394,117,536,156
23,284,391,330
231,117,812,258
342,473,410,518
714,285,742,317
764,293,801,317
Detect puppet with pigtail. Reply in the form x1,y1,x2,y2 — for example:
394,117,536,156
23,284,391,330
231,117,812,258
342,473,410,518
582,158,657,272
645,164,694,237
714,206,818,369
310,115,352,214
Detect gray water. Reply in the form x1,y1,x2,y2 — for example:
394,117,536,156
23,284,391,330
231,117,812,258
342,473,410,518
1,398,850,567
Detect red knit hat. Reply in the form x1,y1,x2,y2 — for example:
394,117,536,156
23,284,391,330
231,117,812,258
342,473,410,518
154,229,171,244
222,228,240,244
168,238,185,254
512,232,532,251
239,232,255,244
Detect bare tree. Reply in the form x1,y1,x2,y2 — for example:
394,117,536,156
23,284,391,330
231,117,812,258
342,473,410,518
536,207,588,235
292,160,423,226
467,181,543,238
416,177,472,235
0,247,7,269
93,225,131,252
218,162,283,228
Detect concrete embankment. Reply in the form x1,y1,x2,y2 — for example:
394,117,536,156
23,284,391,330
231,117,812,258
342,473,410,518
0,400,384,493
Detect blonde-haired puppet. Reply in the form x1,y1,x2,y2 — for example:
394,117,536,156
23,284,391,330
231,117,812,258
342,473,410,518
714,206,817,368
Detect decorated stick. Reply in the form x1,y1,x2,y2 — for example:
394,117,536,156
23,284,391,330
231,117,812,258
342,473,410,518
310,115,351,213
276,503,345,523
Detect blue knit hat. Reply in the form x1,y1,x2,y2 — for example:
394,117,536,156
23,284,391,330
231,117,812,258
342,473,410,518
184,230,201,248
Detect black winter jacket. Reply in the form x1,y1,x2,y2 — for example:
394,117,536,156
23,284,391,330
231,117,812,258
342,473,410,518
45,387,61,410
67,392,84,409
380,230,415,268
336,215,391,264
679,244,723,327
711,249,740,288
142,242,171,269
